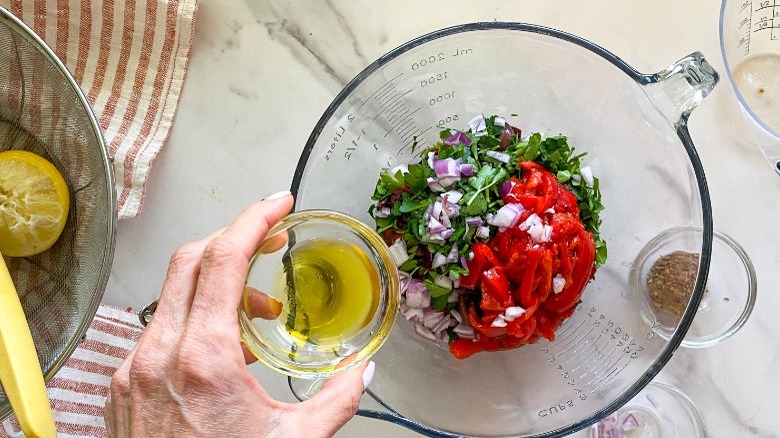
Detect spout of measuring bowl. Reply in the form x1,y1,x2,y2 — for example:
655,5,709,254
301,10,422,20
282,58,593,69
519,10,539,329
642,52,720,126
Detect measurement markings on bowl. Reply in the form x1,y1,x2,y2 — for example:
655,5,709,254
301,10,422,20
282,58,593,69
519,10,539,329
537,305,655,412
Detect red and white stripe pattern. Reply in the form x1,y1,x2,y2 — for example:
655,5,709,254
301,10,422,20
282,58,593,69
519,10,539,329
1,305,143,438
0,0,198,219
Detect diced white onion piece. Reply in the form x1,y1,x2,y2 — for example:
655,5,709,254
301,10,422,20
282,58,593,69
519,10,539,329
571,173,582,183
494,116,506,127
431,252,448,269
485,150,511,164
443,190,464,204
433,275,453,291
468,114,487,135
427,177,445,192
505,306,526,320
421,232,446,245
544,207,555,214
447,290,459,303
450,309,463,324
476,226,490,239
552,274,566,294
519,213,542,231
490,315,508,327
487,203,524,228
391,164,409,175
528,222,546,242
468,251,475,260
389,239,409,266
427,152,435,169
434,158,460,178
581,166,594,187
453,324,475,339
414,324,437,342
439,176,460,188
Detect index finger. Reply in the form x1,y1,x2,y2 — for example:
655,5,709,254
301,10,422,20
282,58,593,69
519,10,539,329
187,192,294,328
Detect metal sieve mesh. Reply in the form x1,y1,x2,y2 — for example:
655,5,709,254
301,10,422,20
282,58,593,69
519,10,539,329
0,6,115,420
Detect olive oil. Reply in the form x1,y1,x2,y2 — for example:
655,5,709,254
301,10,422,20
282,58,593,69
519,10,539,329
275,238,380,346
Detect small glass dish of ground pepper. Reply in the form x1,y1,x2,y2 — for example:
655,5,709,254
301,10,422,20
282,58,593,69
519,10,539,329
629,226,756,348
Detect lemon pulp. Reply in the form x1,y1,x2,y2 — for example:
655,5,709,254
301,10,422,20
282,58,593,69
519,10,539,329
0,150,70,257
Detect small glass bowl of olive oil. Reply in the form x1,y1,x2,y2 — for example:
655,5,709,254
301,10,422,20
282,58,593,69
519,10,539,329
239,209,400,378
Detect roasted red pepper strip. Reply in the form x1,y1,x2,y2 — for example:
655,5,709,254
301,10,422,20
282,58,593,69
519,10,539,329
481,266,513,310
544,228,596,313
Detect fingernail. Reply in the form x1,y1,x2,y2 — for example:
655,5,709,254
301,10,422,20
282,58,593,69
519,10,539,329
264,190,291,200
361,361,375,391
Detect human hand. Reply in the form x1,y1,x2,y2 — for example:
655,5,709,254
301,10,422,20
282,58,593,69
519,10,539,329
105,192,374,437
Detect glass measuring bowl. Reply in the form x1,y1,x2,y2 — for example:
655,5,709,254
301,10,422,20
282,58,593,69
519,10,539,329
292,23,718,437
720,0,780,175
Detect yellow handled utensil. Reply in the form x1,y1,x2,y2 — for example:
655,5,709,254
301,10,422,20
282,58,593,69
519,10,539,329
0,253,57,438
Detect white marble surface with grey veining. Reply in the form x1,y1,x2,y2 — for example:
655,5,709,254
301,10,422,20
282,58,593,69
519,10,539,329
105,1,780,436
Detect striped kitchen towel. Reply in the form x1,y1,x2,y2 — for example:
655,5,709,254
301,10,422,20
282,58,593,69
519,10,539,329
1,305,143,438
0,0,198,219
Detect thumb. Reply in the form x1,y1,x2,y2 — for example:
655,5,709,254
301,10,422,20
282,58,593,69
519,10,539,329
297,361,374,436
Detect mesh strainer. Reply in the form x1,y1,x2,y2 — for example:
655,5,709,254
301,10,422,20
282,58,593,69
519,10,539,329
0,6,116,421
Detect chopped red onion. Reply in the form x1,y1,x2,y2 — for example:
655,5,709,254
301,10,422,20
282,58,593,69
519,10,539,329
427,152,435,169
544,207,556,214
431,252,448,269
414,324,437,342
450,309,463,324
405,284,431,308
423,204,433,222
453,324,475,339
468,114,487,135
438,228,454,240
401,304,424,323
460,256,469,269
476,226,490,239
459,163,474,176
487,203,524,228
389,238,409,266
499,180,513,198
444,130,472,146
423,310,446,329
428,217,446,234
374,206,391,218
427,177,445,192
447,289,459,303
443,190,464,204
432,200,443,219
446,243,459,263
552,274,566,294
421,232,446,245
465,216,483,227
431,315,451,334
486,150,511,164
621,412,639,431
438,176,460,188
434,158,460,178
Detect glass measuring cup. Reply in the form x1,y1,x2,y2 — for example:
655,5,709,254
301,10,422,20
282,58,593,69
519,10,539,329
720,0,780,174
291,23,719,437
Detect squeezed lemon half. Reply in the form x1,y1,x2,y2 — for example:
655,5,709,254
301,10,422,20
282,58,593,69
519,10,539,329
0,150,70,257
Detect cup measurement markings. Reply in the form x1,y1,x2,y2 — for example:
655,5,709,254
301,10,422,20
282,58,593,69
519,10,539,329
540,305,653,404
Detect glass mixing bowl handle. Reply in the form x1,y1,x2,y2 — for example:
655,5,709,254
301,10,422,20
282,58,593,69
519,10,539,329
639,52,720,127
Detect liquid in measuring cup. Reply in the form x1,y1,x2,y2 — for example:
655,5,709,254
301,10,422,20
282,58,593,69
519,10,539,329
731,52,780,131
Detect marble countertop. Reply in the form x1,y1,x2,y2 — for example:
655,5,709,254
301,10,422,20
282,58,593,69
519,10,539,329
104,1,780,436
